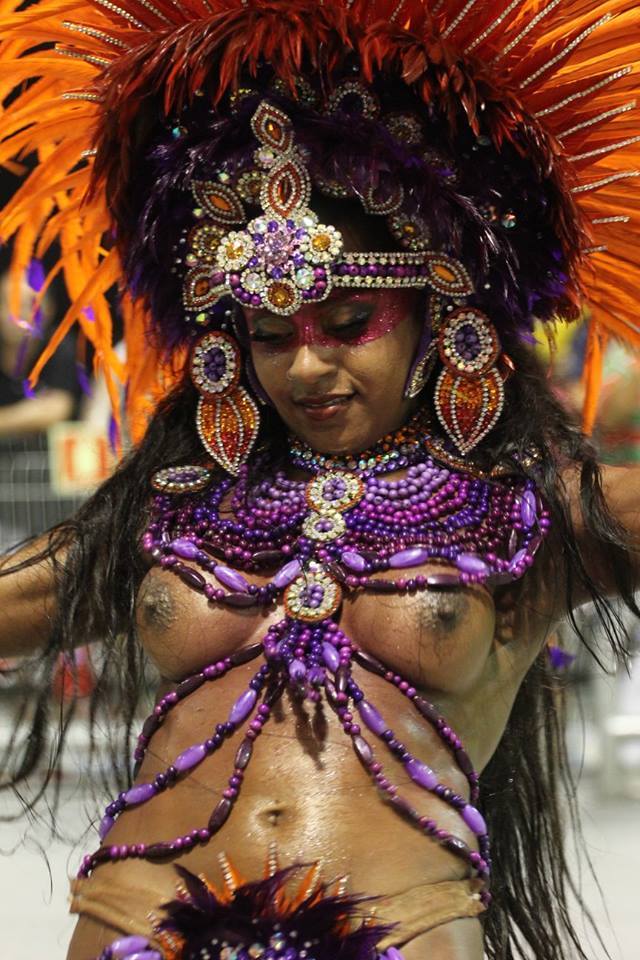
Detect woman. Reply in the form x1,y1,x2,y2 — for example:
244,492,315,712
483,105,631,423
1,3,639,959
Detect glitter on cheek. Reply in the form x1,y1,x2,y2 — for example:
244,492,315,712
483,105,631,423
248,290,417,352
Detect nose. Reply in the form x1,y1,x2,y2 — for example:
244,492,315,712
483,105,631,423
286,343,337,386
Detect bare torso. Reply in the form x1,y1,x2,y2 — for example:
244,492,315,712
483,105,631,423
68,527,556,960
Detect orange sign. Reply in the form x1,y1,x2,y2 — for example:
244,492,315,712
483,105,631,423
48,422,115,495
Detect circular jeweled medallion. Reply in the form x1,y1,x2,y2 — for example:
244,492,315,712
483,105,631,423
438,307,500,377
190,331,241,397
151,464,212,494
284,571,342,622
305,471,364,513
302,510,346,542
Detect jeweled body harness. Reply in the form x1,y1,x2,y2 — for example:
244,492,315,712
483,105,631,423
80,420,550,921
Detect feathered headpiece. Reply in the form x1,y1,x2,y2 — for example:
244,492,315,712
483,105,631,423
1,0,639,440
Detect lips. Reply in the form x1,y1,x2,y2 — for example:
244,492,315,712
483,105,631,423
295,393,355,421
295,394,354,408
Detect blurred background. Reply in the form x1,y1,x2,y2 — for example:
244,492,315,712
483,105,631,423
0,150,638,957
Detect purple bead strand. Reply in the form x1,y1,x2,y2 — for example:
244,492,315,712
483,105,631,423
78,675,283,880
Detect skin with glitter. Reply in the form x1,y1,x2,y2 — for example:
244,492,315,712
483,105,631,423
245,288,424,453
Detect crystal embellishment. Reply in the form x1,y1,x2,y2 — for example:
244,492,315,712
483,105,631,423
284,569,342,621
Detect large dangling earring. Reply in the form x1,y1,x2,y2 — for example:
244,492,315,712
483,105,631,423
433,307,505,455
191,331,260,475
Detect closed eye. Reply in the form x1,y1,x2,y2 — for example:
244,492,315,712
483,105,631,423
325,310,372,339
250,330,292,343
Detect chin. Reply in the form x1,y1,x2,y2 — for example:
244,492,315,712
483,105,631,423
301,424,375,456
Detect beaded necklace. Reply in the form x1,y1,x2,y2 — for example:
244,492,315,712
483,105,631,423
79,420,550,904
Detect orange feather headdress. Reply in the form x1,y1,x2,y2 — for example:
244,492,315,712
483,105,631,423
0,0,639,440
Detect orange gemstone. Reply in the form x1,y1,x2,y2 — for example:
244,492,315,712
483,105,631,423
311,234,331,252
268,282,295,308
195,279,210,296
433,263,457,283
211,194,233,212
225,242,245,260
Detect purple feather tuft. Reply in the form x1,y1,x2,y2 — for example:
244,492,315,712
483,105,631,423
27,259,45,292
547,644,576,671
154,863,395,960
13,336,30,377
75,362,93,397
108,415,119,451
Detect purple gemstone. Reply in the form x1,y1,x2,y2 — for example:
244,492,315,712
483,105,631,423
126,953,162,960
98,814,115,841
308,666,325,685
272,559,301,588
521,489,537,528
357,700,387,736
461,803,487,836
228,688,257,725
218,593,257,608
111,937,151,959
528,534,543,555
174,743,206,773
203,346,227,382
352,735,373,766
455,553,489,576
208,797,232,832
341,550,366,572
383,949,406,960
289,659,307,681
322,642,340,672
235,739,253,769
170,537,199,560
214,565,249,593
389,547,430,569
405,758,438,790
426,572,461,588
508,548,528,573
124,782,156,806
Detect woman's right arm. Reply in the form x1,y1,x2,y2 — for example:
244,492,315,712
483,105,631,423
0,537,60,658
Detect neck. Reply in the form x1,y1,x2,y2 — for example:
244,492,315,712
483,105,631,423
288,408,431,473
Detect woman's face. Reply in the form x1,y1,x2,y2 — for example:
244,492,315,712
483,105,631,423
244,288,424,454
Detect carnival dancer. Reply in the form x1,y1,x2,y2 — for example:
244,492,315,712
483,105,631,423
1,3,639,959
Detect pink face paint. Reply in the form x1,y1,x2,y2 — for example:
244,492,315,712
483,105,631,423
246,289,417,352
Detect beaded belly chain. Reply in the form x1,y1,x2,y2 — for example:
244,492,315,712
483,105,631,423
80,422,550,917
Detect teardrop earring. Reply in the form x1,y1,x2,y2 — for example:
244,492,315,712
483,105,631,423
191,331,260,475
433,307,505,455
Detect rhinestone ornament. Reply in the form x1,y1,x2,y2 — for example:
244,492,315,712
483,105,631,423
302,509,346,541
284,568,342,621
306,471,364,512
190,332,241,397
150,465,212,494
438,308,500,377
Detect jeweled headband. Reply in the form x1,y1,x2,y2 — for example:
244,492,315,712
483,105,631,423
182,100,472,321
1,0,639,441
